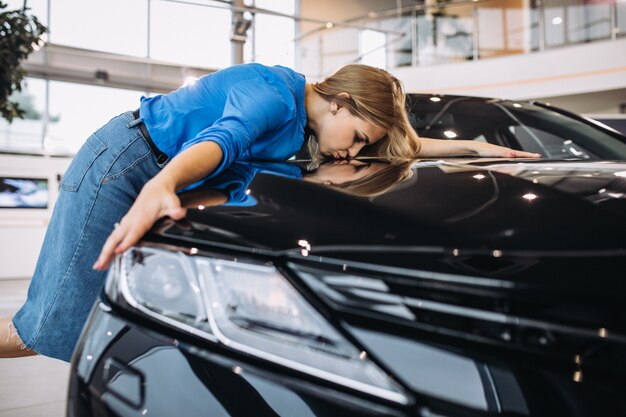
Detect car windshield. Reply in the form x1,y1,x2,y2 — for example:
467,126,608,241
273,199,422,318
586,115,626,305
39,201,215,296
407,95,626,160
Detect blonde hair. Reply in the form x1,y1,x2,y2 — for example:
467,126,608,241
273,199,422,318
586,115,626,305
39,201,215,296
307,159,416,198
307,64,421,162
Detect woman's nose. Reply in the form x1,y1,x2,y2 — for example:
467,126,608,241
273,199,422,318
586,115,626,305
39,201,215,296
347,143,364,158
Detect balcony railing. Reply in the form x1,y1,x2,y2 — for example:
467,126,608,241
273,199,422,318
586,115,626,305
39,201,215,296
297,0,626,79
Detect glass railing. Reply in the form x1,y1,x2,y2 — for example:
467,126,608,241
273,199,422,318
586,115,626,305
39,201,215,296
298,0,625,79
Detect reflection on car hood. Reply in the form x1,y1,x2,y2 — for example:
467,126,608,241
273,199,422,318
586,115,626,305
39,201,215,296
147,159,626,414
156,159,626,255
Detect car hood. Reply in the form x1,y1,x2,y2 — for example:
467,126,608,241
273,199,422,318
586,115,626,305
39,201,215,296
146,159,626,413
154,159,626,255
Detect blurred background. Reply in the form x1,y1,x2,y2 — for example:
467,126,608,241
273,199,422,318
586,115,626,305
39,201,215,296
1,0,625,155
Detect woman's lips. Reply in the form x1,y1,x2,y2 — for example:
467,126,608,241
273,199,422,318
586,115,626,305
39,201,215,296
325,150,344,159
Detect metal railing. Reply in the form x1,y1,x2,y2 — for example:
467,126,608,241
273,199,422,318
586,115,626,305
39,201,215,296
298,0,626,79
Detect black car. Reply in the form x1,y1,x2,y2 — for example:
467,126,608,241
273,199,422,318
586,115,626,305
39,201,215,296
404,94,626,161
67,97,626,417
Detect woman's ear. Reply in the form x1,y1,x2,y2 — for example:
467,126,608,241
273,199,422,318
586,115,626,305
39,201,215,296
331,92,351,115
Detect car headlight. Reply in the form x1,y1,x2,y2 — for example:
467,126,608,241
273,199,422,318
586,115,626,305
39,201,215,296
106,246,408,404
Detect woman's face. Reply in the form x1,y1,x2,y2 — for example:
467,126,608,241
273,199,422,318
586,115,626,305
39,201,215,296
305,160,387,185
314,103,387,159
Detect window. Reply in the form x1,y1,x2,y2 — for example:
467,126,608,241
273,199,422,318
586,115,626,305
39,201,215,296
0,78,47,152
359,29,386,68
150,0,230,68
248,0,295,67
508,125,596,159
46,82,143,153
544,4,566,47
567,2,612,43
3,0,48,26
50,0,148,57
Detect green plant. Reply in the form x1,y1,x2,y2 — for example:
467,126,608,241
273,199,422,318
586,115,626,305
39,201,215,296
0,1,47,123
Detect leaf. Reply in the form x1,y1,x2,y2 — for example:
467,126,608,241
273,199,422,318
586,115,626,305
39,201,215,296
0,2,48,124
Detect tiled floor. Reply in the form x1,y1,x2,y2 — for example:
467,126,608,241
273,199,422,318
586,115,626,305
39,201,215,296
0,279,69,417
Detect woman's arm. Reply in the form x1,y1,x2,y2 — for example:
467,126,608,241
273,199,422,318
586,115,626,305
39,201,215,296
92,141,223,271
417,137,541,158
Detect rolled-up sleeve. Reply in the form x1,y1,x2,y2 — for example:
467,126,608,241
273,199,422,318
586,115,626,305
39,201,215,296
179,78,288,176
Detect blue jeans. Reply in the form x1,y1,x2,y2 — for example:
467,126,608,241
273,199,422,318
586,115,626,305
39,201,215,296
12,111,163,362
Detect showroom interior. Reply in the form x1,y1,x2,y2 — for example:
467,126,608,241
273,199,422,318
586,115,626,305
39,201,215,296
1,0,625,416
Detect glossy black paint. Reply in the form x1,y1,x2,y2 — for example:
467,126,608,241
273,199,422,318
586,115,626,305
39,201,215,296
164,160,626,252
69,301,404,417
68,95,626,417
405,94,626,160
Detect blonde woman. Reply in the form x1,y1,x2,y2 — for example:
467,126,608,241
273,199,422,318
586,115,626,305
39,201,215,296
0,63,538,362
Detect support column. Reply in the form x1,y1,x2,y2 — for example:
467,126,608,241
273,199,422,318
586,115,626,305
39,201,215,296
230,0,249,65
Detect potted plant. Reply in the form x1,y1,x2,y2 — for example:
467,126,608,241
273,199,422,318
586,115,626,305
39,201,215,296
0,1,47,123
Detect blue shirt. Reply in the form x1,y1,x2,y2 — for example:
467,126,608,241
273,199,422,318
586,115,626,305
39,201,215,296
138,63,307,177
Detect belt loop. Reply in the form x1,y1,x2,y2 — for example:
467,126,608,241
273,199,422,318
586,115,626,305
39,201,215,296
127,117,143,128
127,110,143,128
156,154,169,169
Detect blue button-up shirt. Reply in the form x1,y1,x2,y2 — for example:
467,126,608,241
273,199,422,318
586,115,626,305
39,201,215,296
138,63,307,177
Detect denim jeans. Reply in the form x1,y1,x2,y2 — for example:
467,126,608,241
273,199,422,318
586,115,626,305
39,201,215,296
12,111,163,362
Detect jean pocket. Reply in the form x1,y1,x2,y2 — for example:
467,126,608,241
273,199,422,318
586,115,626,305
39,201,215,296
61,134,108,192
102,136,152,185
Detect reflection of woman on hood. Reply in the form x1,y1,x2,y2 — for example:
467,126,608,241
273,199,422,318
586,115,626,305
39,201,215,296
304,159,414,198
179,159,415,209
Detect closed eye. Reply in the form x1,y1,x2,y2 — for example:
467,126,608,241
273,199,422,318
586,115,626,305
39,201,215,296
354,163,371,173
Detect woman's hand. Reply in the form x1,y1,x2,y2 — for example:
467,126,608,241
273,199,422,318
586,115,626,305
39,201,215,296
92,178,187,271
418,137,542,159
474,142,541,158
92,141,224,271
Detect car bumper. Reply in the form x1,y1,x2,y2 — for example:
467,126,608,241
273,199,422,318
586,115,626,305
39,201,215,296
67,294,413,417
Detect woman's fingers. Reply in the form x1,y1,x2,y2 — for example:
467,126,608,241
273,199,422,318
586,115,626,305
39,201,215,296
510,150,542,158
476,143,542,159
166,207,187,221
94,211,154,270
114,224,149,255
93,224,127,270
93,216,152,270
92,183,185,271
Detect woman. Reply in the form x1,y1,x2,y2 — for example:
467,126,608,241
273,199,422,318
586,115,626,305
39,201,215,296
179,158,416,208
0,63,539,362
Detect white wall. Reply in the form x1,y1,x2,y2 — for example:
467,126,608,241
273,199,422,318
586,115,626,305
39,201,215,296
0,154,72,279
394,37,626,100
